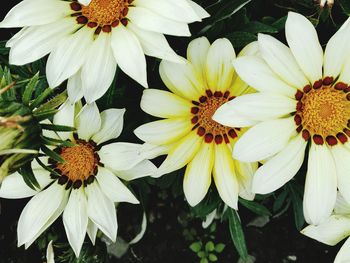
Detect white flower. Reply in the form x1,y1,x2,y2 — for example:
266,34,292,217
213,12,350,225
0,100,158,257
0,0,209,103
135,37,259,209
302,193,350,263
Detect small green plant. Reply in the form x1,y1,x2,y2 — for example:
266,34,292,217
190,240,226,263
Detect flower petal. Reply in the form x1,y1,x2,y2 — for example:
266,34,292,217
183,142,214,206
116,160,157,181
234,160,257,201
111,25,147,87
213,144,239,209
233,117,296,162
53,100,76,141
75,103,101,141
86,220,98,245
96,167,139,204
285,12,323,83
67,72,84,104
252,135,307,194
186,0,210,19
187,37,210,79
92,108,125,144
335,237,350,263
303,143,337,225
140,89,192,118
63,188,88,257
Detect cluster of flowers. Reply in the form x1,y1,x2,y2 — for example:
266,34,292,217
1,0,350,261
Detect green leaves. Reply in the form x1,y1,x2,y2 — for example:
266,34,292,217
227,208,248,261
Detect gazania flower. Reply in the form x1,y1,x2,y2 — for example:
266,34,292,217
302,193,350,262
1,0,209,103
135,37,259,209
0,101,158,257
213,12,350,225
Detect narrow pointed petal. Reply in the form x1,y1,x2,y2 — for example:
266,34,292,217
335,237,350,263
303,143,337,225
86,220,98,245
186,0,210,19
67,72,84,104
116,160,158,181
183,143,214,206
75,103,101,141
234,160,257,201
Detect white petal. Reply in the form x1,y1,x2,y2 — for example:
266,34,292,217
17,183,67,246
116,160,157,181
334,193,350,215
53,100,76,141
233,117,296,162
46,27,94,88
63,188,88,257
127,7,191,36
86,182,117,242
335,237,350,263
213,144,239,209
233,56,296,97
187,37,210,79
234,160,257,201
9,18,78,66
111,26,147,87
46,241,55,263
183,142,214,206
157,131,202,176
0,0,71,28
301,215,350,246
252,135,307,194
206,38,236,92
134,118,192,145
186,0,210,19
331,145,350,205
285,12,323,83
92,108,125,144
128,23,183,63
140,89,192,118
78,0,92,5
97,167,139,204
86,220,98,245
159,60,203,100
75,103,101,141
67,72,84,104
258,33,308,88
6,27,29,48
303,143,337,225
237,41,259,57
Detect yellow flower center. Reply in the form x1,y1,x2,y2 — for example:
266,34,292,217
191,90,239,144
70,0,131,33
294,77,350,146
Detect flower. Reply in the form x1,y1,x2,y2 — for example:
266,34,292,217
301,193,350,263
213,12,350,225
1,0,209,103
135,37,259,209
0,100,159,257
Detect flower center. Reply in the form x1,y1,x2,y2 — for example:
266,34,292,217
294,77,350,146
191,90,239,144
70,0,131,34
49,138,100,189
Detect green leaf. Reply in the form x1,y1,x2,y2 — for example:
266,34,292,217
243,21,278,34
228,209,248,260
197,251,206,259
29,87,53,110
205,241,215,252
41,145,65,163
214,243,225,253
200,258,209,263
22,73,39,105
226,31,257,48
19,162,40,191
339,0,350,15
190,242,202,253
208,254,218,262
41,136,76,147
288,182,305,230
239,199,272,216
40,123,76,132
34,90,67,114
33,109,58,121
273,190,288,213
271,16,287,31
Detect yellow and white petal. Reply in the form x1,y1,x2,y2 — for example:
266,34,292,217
9,18,78,66
301,215,350,246
67,72,84,104
334,193,350,215
233,56,296,97
53,100,76,141
127,7,191,36
63,188,88,258
233,117,296,162
0,0,71,28
186,0,210,19
159,60,203,100
128,23,183,63
133,0,201,23
86,220,98,245
116,160,157,181
140,89,192,118
82,33,117,103
303,143,337,225
234,160,257,201
324,21,350,78
17,182,67,247
85,182,117,242
157,131,202,176
46,27,94,88
335,237,350,263
183,142,214,207
75,103,101,141
213,144,239,209
285,12,323,83
237,41,259,57
206,38,236,92
252,135,306,194
331,145,350,205
111,26,147,88
258,33,309,88
96,167,139,204
187,37,210,79
92,108,125,145
135,118,191,145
